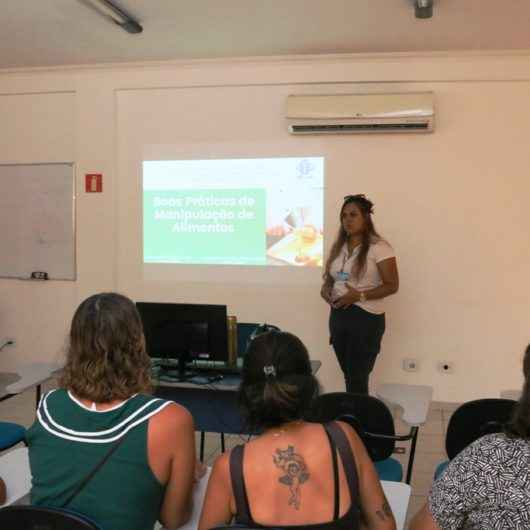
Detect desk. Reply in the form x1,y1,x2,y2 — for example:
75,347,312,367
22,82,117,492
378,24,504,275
177,470,411,530
154,376,245,435
155,360,321,434
154,361,321,460
377,383,433,426
376,383,433,485
0,447,31,506
0,362,61,408
382,480,411,530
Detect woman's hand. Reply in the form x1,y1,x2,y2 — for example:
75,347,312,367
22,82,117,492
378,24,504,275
332,285,360,309
194,460,207,484
320,284,333,304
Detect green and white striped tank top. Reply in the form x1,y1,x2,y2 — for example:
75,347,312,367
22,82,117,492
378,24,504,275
27,389,172,530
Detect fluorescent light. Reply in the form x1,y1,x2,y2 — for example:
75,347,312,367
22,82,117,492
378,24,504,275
79,0,143,33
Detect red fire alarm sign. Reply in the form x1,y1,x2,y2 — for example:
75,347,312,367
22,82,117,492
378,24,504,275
85,174,103,193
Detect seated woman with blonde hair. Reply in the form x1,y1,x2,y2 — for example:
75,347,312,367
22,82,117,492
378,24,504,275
27,292,197,530
410,343,530,530
198,330,396,530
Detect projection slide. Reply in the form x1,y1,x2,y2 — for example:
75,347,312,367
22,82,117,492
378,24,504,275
143,157,324,267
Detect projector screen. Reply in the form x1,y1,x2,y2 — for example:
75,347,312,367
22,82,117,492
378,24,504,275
143,157,324,269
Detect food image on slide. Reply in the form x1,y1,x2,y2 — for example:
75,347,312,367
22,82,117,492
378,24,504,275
143,157,324,267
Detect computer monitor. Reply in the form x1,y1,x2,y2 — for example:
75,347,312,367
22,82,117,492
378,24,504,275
136,302,229,375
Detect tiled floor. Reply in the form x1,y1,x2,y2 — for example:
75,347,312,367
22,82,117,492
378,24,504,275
1,379,459,527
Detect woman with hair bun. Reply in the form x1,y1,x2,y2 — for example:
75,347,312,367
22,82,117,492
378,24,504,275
410,344,530,530
321,194,399,395
27,292,198,530
198,330,396,530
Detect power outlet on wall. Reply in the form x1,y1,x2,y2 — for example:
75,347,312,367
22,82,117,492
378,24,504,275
437,361,454,374
402,358,419,372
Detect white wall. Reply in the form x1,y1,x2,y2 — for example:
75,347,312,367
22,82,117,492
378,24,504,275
0,53,529,400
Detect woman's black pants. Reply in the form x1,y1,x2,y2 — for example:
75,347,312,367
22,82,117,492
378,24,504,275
329,305,386,395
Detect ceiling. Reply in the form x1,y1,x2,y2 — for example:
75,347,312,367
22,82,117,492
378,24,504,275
2,0,530,70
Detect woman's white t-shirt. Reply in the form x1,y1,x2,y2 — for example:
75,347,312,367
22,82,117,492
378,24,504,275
329,239,395,314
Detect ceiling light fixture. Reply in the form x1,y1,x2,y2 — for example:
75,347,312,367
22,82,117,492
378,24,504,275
80,0,143,33
415,0,433,19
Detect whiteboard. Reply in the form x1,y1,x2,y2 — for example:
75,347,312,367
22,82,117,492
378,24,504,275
0,163,75,280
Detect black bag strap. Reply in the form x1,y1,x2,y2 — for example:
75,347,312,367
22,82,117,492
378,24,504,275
323,423,340,520
323,422,359,508
229,444,252,524
61,431,129,508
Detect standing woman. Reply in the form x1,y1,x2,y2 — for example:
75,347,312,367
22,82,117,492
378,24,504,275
321,195,399,394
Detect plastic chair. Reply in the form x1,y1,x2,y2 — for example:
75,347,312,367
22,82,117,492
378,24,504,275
0,447,31,506
0,421,26,451
307,392,417,483
434,398,517,479
0,505,102,529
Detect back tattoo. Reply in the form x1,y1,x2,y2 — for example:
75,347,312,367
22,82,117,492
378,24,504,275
273,445,310,510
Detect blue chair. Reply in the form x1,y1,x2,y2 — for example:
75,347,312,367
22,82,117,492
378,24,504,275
0,421,26,451
236,323,260,360
434,398,517,479
236,322,280,361
308,392,417,483
0,505,101,529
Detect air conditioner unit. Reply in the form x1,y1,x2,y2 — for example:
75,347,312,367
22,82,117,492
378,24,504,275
286,92,434,134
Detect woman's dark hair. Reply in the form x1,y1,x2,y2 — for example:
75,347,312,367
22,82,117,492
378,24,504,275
238,330,319,430
59,292,152,402
323,194,381,283
505,344,530,439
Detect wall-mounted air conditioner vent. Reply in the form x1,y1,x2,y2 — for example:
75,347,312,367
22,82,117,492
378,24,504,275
286,92,434,135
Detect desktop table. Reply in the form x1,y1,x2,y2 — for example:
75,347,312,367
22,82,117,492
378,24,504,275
0,362,61,408
154,360,321,459
154,375,246,435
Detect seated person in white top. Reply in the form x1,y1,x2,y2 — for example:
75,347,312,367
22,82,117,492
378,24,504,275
410,344,530,530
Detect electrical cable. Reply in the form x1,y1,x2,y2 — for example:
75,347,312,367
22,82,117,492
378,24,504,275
0,340,14,352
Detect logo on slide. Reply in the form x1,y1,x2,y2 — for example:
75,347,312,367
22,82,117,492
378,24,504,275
297,159,315,178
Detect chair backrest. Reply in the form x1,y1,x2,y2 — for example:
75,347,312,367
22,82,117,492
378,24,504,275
236,323,259,358
0,505,102,530
307,392,396,461
445,398,517,459
236,323,280,358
